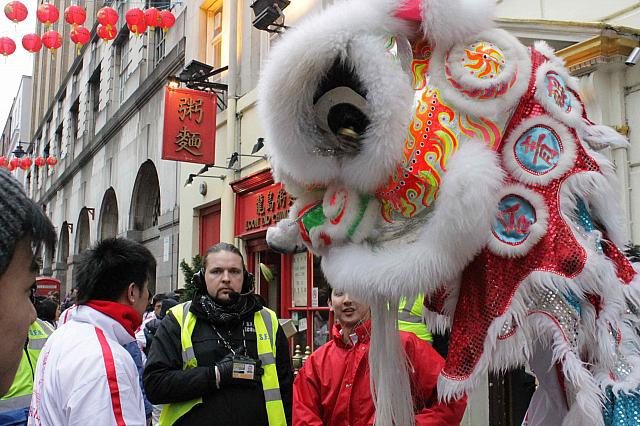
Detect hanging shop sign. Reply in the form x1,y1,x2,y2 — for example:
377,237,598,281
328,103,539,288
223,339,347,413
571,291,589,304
162,86,217,164
234,183,291,237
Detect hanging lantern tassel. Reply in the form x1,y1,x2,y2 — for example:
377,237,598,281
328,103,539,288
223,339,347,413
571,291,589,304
36,3,60,28
159,10,175,34
70,26,90,55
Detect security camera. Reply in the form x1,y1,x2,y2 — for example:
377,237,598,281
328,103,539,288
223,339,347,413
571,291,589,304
626,47,640,66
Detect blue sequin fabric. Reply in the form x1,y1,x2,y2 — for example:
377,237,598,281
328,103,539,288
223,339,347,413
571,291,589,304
603,387,640,425
576,198,603,253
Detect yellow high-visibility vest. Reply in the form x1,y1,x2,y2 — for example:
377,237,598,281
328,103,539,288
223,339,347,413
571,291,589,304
159,302,287,426
0,319,53,412
398,295,433,342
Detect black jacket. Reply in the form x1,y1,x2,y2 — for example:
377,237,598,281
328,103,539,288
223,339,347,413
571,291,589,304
142,297,293,426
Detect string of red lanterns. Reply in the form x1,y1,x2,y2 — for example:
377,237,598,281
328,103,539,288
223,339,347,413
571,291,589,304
0,3,177,55
0,155,58,172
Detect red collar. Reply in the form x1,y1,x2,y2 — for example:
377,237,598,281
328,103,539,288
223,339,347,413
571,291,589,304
333,319,372,348
84,300,142,337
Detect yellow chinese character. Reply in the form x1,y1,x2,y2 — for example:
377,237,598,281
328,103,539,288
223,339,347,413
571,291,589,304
175,126,203,156
177,97,204,124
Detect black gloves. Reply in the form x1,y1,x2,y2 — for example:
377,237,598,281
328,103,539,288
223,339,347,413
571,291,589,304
215,352,264,388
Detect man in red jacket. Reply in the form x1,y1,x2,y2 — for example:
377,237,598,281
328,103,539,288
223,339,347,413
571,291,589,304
293,289,467,426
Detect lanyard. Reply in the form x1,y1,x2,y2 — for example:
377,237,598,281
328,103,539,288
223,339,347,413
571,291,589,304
212,322,248,356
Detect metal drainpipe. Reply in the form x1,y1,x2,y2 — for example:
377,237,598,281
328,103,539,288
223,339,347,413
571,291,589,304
221,0,239,243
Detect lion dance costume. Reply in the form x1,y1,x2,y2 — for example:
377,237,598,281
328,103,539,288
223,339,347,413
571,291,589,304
259,0,640,424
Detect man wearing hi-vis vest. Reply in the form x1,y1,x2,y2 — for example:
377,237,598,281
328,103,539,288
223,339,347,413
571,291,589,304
398,295,433,343
0,317,54,425
143,242,293,426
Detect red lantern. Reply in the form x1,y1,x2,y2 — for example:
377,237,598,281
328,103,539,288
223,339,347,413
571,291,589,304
70,26,90,54
22,34,42,53
4,1,28,24
97,6,118,26
97,24,117,42
41,31,62,53
126,8,147,36
64,5,86,27
0,37,16,57
19,157,32,171
144,7,162,28
37,3,59,27
34,156,46,168
46,156,58,167
0,156,7,168
159,10,175,33
8,158,19,171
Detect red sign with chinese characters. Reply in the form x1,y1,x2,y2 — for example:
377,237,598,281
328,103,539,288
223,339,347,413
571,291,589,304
162,86,216,164
235,182,291,237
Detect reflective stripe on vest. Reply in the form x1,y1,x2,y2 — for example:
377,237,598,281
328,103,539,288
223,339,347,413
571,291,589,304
159,302,286,426
0,319,51,412
398,295,433,342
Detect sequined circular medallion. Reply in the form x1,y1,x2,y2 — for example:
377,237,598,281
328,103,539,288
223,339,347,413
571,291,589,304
513,125,562,176
544,71,572,113
462,41,506,80
492,195,537,246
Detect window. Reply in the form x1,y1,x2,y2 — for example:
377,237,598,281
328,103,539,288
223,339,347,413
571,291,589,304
288,253,331,352
208,8,223,70
152,27,166,67
70,99,79,149
115,32,130,104
54,124,63,160
88,66,101,136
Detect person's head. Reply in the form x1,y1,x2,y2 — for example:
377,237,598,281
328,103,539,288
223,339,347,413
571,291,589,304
328,288,371,331
75,238,156,316
158,298,179,320
201,242,247,304
35,296,59,323
152,293,169,317
0,169,55,396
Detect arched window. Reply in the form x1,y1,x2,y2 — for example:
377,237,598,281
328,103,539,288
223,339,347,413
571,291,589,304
98,188,119,240
56,222,71,292
75,208,91,254
130,160,161,231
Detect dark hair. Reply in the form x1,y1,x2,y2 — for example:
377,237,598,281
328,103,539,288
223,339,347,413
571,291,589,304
203,242,246,271
35,296,58,322
0,169,56,277
75,238,156,304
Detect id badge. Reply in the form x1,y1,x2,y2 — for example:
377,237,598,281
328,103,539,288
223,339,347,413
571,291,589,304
232,355,257,380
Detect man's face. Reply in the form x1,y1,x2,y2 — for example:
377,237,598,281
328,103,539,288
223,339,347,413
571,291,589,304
0,238,37,396
328,290,371,329
153,301,163,317
132,280,150,317
204,251,244,304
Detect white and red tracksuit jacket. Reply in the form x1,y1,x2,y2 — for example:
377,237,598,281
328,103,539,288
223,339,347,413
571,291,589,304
28,305,146,426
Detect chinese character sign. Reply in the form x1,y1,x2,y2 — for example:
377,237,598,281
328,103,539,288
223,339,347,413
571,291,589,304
162,86,216,164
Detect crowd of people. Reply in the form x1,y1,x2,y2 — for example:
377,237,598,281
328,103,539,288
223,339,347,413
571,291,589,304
0,168,467,426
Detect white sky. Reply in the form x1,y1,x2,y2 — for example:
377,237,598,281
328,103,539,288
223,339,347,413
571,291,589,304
0,0,36,129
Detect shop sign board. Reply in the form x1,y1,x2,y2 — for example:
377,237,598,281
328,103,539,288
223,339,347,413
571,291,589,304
235,182,291,237
162,86,216,164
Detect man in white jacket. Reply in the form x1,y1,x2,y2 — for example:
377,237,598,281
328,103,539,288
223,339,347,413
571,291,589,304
28,238,155,426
